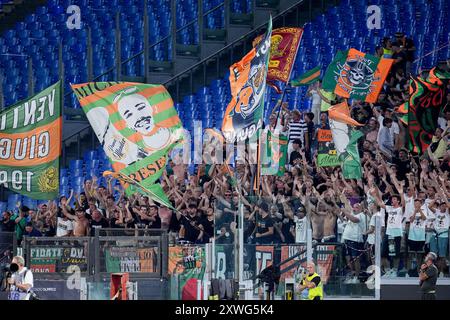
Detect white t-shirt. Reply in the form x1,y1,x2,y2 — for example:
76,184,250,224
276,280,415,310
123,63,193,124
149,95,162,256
408,212,427,241
56,217,74,237
434,209,450,237
367,211,385,245
342,212,366,243
294,216,307,243
310,89,321,106
9,267,34,300
385,206,403,237
403,195,415,229
377,115,400,136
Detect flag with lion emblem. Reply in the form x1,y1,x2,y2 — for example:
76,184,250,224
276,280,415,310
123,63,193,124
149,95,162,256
323,48,393,103
253,27,303,92
222,17,272,143
71,82,184,207
0,81,61,199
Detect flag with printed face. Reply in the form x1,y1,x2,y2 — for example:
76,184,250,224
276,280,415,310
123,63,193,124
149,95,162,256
253,27,303,91
323,49,393,103
406,75,445,154
261,130,288,176
291,66,321,86
222,18,272,143
71,82,184,206
0,82,61,199
328,101,364,179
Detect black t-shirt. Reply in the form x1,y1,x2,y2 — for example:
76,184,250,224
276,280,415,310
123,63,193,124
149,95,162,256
181,214,201,243
256,214,274,243
289,150,301,166
306,122,315,143
89,218,110,236
132,217,150,229
440,160,450,174
420,264,438,293
1,219,15,232
43,225,56,237
391,51,407,73
244,218,255,242
392,157,411,181
199,174,211,188
148,215,162,229
399,38,415,62
199,216,214,243
168,211,181,232
110,217,124,228
282,218,295,244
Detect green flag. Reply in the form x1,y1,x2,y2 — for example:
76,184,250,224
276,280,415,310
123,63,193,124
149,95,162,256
291,66,321,86
71,82,184,207
322,48,394,103
342,130,364,179
261,130,288,176
0,81,61,199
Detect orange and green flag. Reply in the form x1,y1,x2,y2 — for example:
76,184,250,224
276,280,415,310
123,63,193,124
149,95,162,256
291,66,321,86
261,130,288,176
71,82,184,207
0,81,61,199
323,48,394,103
406,75,445,154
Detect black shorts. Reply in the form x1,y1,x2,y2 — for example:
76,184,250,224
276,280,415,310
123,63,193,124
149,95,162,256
408,240,425,252
382,235,402,258
344,240,364,257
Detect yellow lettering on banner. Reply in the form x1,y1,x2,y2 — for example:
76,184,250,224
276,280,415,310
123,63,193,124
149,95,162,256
269,61,280,68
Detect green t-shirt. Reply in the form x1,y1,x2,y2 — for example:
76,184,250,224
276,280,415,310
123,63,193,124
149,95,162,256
10,214,26,241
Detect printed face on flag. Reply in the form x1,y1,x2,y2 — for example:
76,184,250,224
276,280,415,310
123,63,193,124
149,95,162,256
116,92,155,135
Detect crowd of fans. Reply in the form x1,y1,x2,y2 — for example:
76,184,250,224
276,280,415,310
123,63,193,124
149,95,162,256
1,33,450,281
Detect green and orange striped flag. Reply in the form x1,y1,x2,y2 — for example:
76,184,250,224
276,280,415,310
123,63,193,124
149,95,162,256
71,82,184,207
323,48,394,103
0,81,61,200
291,66,321,86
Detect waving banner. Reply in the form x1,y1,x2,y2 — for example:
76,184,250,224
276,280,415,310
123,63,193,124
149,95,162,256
71,82,184,205
317,129,341,167
261,130,288,176
291,65,321,87
0,81,61,199
253,27,303,91
407,75,445,154
328,101,364,179
323,49,393,103
222,18,272,143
